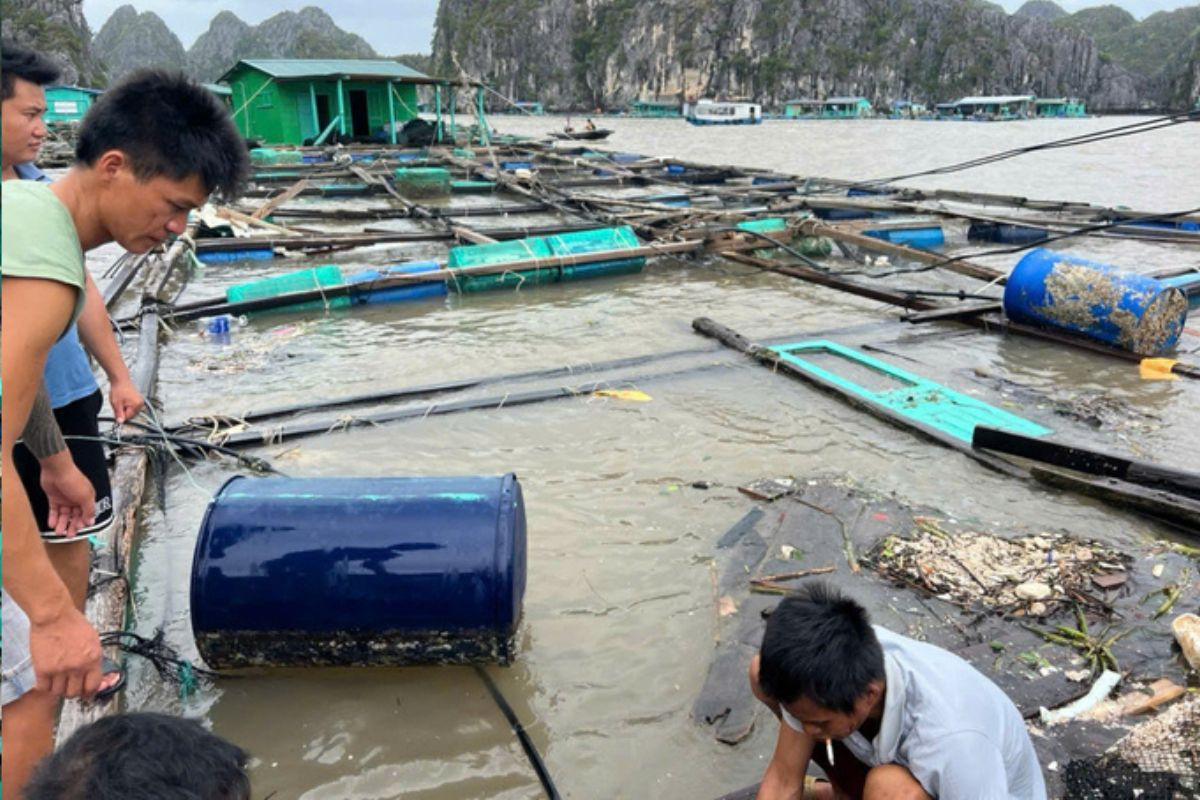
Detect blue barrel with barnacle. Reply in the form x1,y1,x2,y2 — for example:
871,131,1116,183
190,474,526,669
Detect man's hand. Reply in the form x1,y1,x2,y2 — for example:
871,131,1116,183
28,604,104,698
109,377,144,424
39,449,96,536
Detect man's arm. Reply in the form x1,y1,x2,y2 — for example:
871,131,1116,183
20,384,96,536
757,716,816,800
2,276,104,698
76,272,143,422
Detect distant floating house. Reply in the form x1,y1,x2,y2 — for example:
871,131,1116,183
782,99,823,118
951,95,1036,120
1034,97,1086,118
630,99,682,117
217,58,466,146
822,97,873,118
934,102,959,119
44,85,102,123
888,99,928,119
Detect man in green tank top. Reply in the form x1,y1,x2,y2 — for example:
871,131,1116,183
2,67,247,796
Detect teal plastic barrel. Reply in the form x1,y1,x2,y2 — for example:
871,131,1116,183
1003,249,1189,356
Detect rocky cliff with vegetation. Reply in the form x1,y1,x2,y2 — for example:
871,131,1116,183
1055,4,1200,109
432,0,1198,111
92,4,186,79
3,1,382,87
186,6,377,82
1,0,105,86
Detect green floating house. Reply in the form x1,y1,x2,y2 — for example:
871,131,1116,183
783,99,823,118
218,58,472,146
630,99,681,117
1034,97,1086,118
44,85,102,123
822,96,873,118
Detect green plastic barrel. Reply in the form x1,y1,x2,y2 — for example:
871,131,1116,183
226,265,350,314
544,226,645,282
448,238,555,293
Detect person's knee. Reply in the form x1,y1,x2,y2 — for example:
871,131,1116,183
863,764,931,800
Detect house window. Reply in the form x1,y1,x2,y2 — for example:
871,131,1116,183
257,89,274,109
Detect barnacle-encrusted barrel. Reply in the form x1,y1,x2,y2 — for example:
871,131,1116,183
1003,249,1189,356
190,475,526,668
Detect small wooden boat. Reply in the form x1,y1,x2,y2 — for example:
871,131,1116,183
549,128,613,141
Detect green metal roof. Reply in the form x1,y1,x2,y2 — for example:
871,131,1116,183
220,59,430,83
203,83,232,96
46,84,103,95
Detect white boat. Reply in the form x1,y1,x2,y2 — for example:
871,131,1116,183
686,100,763,126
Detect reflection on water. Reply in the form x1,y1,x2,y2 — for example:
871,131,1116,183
122,118,1198,799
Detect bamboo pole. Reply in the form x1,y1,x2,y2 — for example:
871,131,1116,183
56,239,186,742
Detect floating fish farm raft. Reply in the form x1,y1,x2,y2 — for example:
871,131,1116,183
74,133,1200,797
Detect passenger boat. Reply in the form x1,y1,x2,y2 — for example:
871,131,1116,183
686,100,764,126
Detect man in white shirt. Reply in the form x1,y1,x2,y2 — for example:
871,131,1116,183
749,582,1046,800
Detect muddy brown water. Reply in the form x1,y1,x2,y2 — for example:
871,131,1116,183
97,117,1198,799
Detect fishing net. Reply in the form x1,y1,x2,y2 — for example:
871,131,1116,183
1063,694,1200,799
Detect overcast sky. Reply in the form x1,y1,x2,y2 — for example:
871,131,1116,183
80,0,1196,56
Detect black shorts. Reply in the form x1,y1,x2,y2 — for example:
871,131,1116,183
12,389,114,542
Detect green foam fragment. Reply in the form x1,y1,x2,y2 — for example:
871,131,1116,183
451,180,495,192
737,218,789,234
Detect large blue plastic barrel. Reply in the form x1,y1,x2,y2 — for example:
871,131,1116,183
863,226,944,249
190,474,526,669
346,261,447,305
1003,249,1189,356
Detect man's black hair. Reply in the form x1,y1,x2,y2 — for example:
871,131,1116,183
758,581,885,713
25,712,251,800
1,39,61,100
75,68,247,199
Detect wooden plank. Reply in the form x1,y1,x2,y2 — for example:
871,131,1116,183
721,251,938,310
904,301,1004,323
691,317,1027,477
795,218,1005,283
249,178,310,219
973,425,1200,500
1029,466,1200,534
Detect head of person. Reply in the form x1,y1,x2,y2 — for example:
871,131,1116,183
1,40,60,171
74,68,248,253
758,582,885,741
24,712,251,800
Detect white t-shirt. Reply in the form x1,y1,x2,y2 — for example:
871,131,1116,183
782,626,1046,800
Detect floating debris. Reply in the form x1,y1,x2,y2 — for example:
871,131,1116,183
867,520,1129,615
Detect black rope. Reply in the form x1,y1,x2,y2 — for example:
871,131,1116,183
89,419,284,475
474,665,561,799
853,110,1198,188
719,208,1200,282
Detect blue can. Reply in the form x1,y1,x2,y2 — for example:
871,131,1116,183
206,315,230,334
190,474,527,668
1003,248,1189,356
